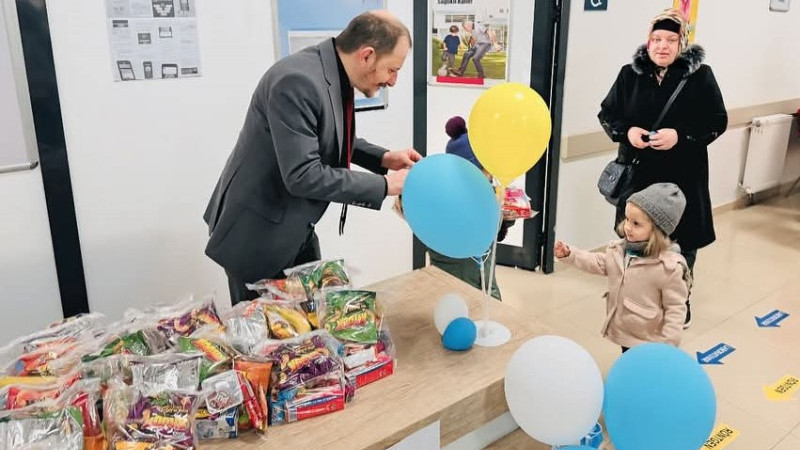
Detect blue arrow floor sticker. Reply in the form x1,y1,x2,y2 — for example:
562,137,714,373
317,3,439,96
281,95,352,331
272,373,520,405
756,310,789,328
696,343,736,365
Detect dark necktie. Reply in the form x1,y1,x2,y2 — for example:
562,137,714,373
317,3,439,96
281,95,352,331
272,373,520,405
339,92,355,236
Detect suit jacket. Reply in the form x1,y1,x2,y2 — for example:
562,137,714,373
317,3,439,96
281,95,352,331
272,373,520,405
204,38,388,283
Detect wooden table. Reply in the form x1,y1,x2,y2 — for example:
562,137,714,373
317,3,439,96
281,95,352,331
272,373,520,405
208,266,544,450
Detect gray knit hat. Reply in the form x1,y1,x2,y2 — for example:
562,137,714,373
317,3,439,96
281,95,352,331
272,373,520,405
627,183,686,235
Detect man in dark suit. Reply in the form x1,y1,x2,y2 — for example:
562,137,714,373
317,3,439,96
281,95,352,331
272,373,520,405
204,11,420,304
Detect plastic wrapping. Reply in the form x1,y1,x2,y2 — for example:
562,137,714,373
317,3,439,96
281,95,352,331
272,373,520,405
232,358,271,432
2,338,99,378
0,401,84,450
221,301,268,354
252,331,346,424
200,370,243,415
195,406,238,440
128,353,202,392
317,289,380,344
104,383,200,450
262,300,313,340
82,325,168,365
245,278,306,301
0,313,104,359
177,335,237,383
125,297,223,347
284,259,353,328
502,186,534,220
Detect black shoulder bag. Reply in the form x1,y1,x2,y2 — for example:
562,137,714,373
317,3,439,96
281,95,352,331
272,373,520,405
597,78,688,205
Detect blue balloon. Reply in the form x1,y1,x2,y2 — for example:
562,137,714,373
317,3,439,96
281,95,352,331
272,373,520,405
603,343,716,450
442,317,477,351
402,154,500,258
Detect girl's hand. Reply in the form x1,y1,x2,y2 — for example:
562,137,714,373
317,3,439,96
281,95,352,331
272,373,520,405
554,241,571,258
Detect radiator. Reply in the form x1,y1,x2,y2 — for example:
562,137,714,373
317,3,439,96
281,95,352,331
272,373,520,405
740,113,793,195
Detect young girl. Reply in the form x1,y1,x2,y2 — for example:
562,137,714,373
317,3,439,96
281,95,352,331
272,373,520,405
555,183,691,351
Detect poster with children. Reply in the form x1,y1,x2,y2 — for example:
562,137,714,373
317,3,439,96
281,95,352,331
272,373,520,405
429,0,510,87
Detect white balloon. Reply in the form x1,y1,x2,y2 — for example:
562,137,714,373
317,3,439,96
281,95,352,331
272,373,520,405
504,335,604,446
433,293,469,335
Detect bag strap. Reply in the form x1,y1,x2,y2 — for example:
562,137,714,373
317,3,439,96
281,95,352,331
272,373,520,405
652,77,688,130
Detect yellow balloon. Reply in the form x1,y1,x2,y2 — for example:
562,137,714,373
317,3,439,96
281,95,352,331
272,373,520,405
468,83,552,186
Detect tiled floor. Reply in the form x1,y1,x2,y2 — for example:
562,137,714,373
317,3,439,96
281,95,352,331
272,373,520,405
489,193,800,449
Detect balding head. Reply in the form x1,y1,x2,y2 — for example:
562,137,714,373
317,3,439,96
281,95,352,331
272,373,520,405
335,11,412,58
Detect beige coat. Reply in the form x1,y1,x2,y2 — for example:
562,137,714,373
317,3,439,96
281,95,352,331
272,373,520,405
561,240,689,348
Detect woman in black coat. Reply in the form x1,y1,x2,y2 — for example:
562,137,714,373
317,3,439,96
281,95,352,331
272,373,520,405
598,9,727,327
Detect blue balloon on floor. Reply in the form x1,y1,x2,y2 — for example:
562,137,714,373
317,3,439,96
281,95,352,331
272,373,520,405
442,317,477,351
402,154,500,259
603,343,716,450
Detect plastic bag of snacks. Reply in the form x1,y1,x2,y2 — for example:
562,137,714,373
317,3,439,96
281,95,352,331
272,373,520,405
1,338,100,378
221,300,268,354
0,313,104,359
316,289,396,390
82,325,168,363
125,296,223,347
104,383,201,450
283,259,352,328
262,299,313,340
316,289,381,345
246,278,306,301
252,330,346,424
344,328,396,390
232,358,272,433
0,401,84,450
195,406,238,440
128,353,202,392
177,333,237,383
501,186,535,220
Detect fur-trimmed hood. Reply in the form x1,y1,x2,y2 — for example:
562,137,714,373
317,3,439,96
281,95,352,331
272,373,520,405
632,44,705,76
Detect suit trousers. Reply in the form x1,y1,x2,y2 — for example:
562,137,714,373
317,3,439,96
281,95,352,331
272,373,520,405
226,230,321,305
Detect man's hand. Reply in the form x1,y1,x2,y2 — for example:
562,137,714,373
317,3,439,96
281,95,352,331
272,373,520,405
649,128,679,151
382,148,422,171
385,169,409,196
627,127,651,149
554,240,571,258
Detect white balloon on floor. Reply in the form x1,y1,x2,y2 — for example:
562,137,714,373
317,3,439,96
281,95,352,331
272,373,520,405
504,335,604,446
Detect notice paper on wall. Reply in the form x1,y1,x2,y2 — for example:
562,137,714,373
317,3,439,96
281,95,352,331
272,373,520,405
105,0,201,82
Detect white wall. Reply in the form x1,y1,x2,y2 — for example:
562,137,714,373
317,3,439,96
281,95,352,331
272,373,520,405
426,0,535,247
0,169,63,342
40,0,414,320
556,0,800,250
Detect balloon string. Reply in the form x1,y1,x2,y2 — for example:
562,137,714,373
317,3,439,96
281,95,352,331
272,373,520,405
475,190,503,339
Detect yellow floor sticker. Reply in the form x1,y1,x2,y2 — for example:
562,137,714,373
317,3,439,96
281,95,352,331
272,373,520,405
764,374,800,401
702,423,740,449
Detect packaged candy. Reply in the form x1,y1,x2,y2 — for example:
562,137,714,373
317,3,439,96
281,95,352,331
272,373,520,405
246,278,306,301
235,370,265,432
232,358,272,432
271,371,346,424
263,300,312,340
2,339,96,378
0,313,104,357
0,403,84,450
222,301,268,354
346,354,394,390
319,290,379,344
82,327,167,363
129,353,202,392
200,370,243,415
126,297,223,346
195,406,238,440
502,186,535,220
255,332,342,393
104,384,200,450
177,336,236,383
284,259,352,328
